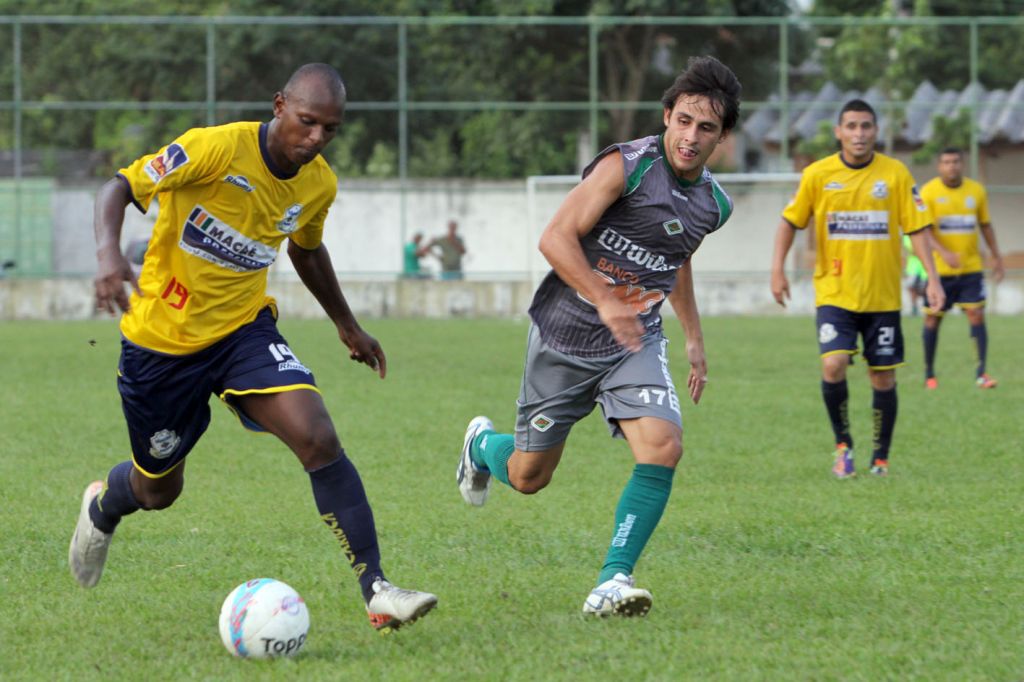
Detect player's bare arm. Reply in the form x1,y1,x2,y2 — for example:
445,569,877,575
667,259,708,404
908,228,946,311
92,177,140,315
926,225,961,270
287,239,386,378
537,151,645,352
980,223,1005,283
770,219,797,307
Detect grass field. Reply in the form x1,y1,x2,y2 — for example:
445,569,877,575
1,314,1021,681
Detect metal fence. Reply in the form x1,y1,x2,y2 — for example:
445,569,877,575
3,13,1024,277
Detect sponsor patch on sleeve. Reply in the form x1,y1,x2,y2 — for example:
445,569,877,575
144,143,190,184
911,185,926,212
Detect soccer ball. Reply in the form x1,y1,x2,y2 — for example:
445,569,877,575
218,578,309,659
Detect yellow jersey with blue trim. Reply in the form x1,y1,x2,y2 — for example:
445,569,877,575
117,121,337,354
920,176,989,276
782,152,930,312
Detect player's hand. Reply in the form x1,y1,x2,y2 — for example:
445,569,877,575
341,328,387,378
597,297,644,353
770,270,790,307
93,249,140,315
992,257,1005,284
940,250,961,269
925,277,945,313
685,340,708,405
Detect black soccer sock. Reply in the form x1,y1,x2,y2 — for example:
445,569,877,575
821,379,852,448
308,450,383,604
970,322,988,377
89,460,142,534
922,325,939,379
872,387,898,462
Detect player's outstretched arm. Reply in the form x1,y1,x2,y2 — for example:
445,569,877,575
287,240,386,378
667,259,707,405
770,220,796,307
538,152,643,352
93,177,140,315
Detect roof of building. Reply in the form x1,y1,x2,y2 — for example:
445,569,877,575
743,80,1024,146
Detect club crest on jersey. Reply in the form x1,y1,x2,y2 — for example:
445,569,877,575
872,181,889,199
663,219,683,236
965,195,976,209
819,323,838,344
224,175,254,193
911,185,925,211
148,429,181,459
277,204,303,233
530,414,555,432
144,143,189,183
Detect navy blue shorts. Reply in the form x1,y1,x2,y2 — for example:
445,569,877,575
815,305,904,369
117,308,318,478
929,272,986,314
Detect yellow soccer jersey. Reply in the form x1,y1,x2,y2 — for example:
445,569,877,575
782,152,930,312
117,121,337,354
920,176,989,276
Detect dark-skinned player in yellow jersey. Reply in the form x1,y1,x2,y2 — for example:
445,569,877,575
71,63,436,633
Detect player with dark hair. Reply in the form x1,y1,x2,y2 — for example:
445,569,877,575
919,147,1005,389
70,63,437,633
455,56,741,616
771,99,945,478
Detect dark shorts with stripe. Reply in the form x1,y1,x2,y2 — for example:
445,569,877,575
930,272,986,313
815,305,904,369
117,307,318,477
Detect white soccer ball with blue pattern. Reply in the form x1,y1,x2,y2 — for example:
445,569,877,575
218,578,309,658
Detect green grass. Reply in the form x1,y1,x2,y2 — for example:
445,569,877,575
1,315,1021,681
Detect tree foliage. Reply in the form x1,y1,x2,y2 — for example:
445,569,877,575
1,0,794,179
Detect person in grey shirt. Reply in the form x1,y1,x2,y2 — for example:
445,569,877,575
455,56,741,617
429,219,466,280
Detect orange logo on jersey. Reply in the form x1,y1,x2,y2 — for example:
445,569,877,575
578,269,665,315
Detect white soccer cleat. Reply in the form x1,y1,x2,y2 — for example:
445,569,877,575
366,579,438,633
68,480,113,588
582,573,653,617
456,415,494,506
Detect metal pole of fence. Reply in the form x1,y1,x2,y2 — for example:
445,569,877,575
13,18,21,273
969,20,979,179
779,19,789,170
398,21,409,262
206,21,216,126
588,18,598,159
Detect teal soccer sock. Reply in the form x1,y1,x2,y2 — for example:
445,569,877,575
598,464,675,584
470,431,514,486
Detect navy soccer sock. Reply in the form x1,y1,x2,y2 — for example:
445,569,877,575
821,380,853,449
308,450,384,604
922,326,939,379
89,460,141,534
970,322,988,377
872,387,898,462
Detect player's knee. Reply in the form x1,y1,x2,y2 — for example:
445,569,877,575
510,469,553,495
645,434,683,468
135,478,183,510
822,356,848,382
292,419,342,469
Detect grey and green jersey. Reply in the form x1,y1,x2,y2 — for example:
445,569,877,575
528,134,733,358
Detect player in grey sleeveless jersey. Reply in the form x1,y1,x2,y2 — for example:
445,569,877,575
455,56,741,616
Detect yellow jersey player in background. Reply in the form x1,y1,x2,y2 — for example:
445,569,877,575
919,147,1005,390
71,63,437,633
770,99,945,479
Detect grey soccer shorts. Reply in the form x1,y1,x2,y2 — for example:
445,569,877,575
514,324,682,452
